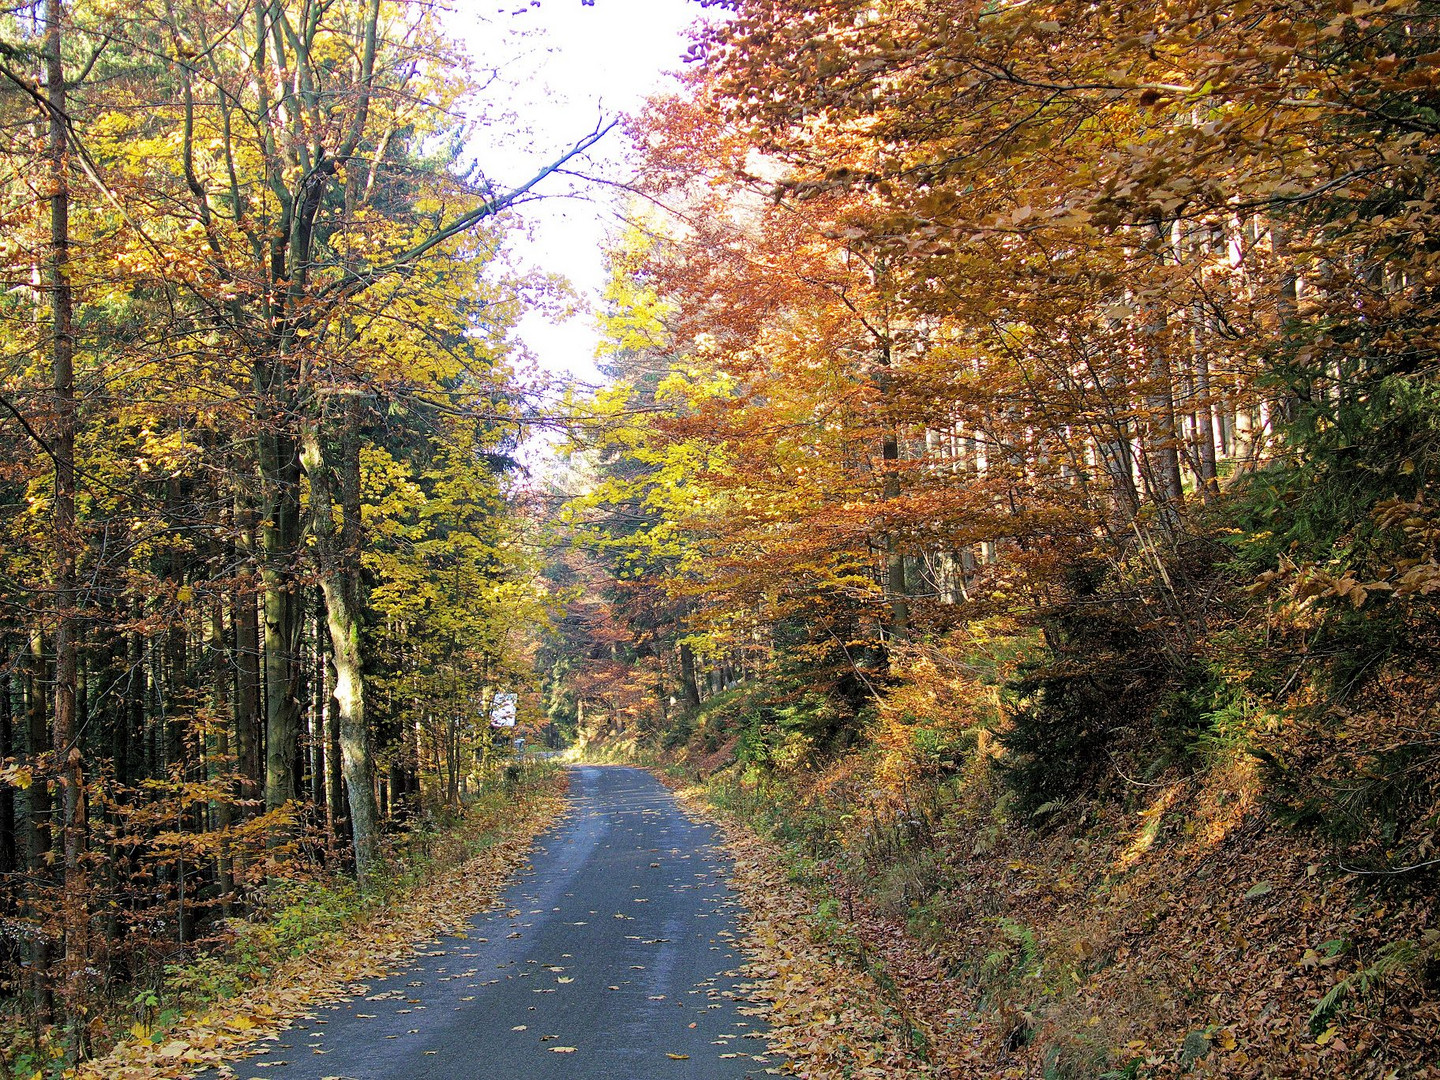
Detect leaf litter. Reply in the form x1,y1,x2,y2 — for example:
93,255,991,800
75,777,570,1080
669,782,940,1079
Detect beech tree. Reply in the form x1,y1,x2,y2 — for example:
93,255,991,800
0,0,603,1043
550,0,1440,828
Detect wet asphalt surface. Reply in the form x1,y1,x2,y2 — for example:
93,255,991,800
229,766,775,1079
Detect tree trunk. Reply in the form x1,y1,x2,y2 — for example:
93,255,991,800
233,499,262,814
1143,346,1185,511
1186,225,1221,500
326,652,346,842
125,598,144,786
1194,348,1220,499
1271,219,1302,426
259,427,303,817
875,347,910,643
25,631,53,1021
1139,222,1186,524
45,0,87,1038
0,653,15,879
164,481,191,780
209,601,234,915
677,642,701,709
299,395,379,885
312,603,328,813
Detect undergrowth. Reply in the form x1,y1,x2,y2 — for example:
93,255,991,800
614,634,1440,1078
0,759,562,1080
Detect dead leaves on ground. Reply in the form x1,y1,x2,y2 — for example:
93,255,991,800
672,785,938,1079
676,757,1440,1080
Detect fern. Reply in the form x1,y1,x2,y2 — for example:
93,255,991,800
1309,933,1440,1035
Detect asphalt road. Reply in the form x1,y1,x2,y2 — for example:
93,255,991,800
229,765,773,1080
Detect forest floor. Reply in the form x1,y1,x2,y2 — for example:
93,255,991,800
68,768,568,1080
658,755,1440,1080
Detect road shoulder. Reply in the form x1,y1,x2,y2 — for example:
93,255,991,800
83,774,570,1080
666,778,941,1080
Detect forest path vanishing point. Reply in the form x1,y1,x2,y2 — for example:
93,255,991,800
228,766,772,1080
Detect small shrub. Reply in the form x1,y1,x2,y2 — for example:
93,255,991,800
998,569,1171,818
979,917,1043,995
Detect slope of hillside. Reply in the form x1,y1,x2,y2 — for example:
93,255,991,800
580,666,1440,1079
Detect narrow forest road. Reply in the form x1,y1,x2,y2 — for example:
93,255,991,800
230,766,773,1080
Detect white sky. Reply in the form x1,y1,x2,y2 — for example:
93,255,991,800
444,0,710,388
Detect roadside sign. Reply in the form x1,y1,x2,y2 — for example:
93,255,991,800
490,691,517,727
